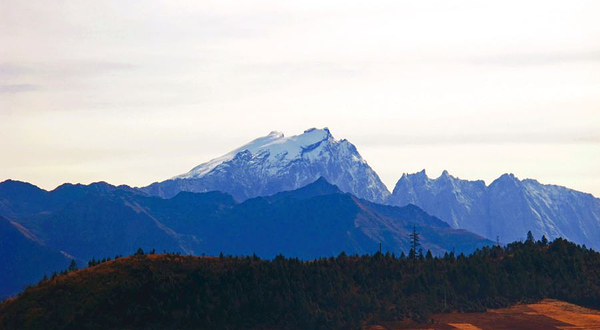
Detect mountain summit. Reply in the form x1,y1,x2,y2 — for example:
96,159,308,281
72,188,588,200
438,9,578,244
388,170,600,249
141,128,390,203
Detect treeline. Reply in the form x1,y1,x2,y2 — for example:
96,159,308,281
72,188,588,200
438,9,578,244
1,236,599,330
43,249,164,280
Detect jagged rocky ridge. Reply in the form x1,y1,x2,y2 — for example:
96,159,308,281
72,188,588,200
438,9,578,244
141,128,391,203
388,170,600,249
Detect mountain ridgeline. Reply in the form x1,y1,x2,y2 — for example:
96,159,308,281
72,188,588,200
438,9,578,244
1,238,598,330
388,170,600,250
0,177,491,298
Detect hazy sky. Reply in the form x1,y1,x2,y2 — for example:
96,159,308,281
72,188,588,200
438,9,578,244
1,0,599,196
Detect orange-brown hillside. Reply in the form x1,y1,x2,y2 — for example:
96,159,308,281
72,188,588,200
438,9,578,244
0,254,221,330
368,299,600,330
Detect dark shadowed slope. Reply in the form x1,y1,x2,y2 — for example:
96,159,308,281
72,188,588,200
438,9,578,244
0,215,70,298
137,178,492,258
0,178,492,297
0,179,143,219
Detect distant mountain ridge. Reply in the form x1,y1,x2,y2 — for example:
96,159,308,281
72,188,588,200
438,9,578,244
388,170,600,249
140,128,390,203
1,178,489,260
0,177,491,297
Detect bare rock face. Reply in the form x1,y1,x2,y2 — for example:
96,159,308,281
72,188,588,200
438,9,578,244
388,171,600,249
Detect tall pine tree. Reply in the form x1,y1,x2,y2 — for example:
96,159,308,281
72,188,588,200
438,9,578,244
409,225,420,260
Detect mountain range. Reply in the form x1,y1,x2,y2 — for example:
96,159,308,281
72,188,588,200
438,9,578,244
140,127,600,250
0,177,491,298
1,127,598,296
388,170,600,249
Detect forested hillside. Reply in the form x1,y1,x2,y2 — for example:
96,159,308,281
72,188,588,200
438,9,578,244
1,236,598,330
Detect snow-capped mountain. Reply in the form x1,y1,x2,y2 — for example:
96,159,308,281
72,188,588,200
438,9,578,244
387,170,600,249
141,128,391,203
139,127,600,250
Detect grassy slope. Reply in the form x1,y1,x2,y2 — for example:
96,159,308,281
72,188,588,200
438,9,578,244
369,299,600,330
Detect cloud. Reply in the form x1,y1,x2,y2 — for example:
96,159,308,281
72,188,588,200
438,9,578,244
0,61,135,79
0,61,135,96
0,64,30,77
468,50,600,67
0,84,40,93
236,61,364,83
356,132,600,147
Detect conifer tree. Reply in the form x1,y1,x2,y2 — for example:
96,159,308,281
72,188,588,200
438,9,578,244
409,225,421,260
68,259,77,272
426,250,433,260
526,230,534,242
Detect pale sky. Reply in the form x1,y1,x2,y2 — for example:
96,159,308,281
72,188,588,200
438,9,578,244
1,0,599,196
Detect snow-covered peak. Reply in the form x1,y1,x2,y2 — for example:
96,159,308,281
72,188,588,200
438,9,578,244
491,173,522,188
267,130,284,138
175,128,335,179
143,127,390,203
